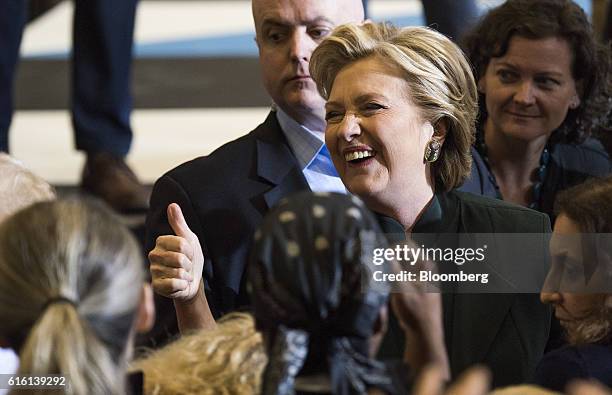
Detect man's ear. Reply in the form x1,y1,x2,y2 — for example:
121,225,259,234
254,33,262,51
135,283,156,334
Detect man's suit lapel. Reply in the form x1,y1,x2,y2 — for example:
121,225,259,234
253,111,309,209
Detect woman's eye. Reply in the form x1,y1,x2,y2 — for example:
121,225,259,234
363,103,386,112
497,70,518,83
325,111,343,122
535,77,560,89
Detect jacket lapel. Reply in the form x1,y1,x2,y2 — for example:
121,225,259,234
449,293,515,374
447,194,516,374
253,111,309,210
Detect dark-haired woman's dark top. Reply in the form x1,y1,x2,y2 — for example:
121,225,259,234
459,138,611,221
533,342,612,392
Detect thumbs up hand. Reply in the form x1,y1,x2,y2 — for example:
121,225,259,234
148,203,204,302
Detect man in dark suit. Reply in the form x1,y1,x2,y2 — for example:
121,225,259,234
145,0,365,333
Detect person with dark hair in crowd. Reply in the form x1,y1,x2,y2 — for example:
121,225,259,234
459,0,612,220
309,21,551,387
0,199,155,395
0,0,148,213
249,191,450,395
536,176,612,391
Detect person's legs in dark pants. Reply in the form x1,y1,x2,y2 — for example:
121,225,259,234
362,0,478,41
73,0,149,212
0,0,28,153
421,0,479,41
72,0,136,157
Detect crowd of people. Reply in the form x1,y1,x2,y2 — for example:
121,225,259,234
0,0,611,394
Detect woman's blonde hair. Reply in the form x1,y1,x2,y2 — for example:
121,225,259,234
310,22,478,191
0,153,54,223
132,313,265,395
0,198,144,394
490,385,560,395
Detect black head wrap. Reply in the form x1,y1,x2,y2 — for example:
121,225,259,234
249,192,393,395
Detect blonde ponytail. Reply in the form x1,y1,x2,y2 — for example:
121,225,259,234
0,198,143,395
16,304,122,395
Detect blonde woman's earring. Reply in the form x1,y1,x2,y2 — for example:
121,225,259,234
424,139,441,163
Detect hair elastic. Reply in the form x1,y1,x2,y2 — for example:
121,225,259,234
42,296,77,311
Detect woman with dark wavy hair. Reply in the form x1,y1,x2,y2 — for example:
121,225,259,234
537,176,612,391
459,0,611,219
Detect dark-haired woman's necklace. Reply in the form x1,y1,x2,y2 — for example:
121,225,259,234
476,139,550,211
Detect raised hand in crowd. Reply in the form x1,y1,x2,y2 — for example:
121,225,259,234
148,203,215,331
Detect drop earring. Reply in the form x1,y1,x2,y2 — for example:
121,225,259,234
424,139,441,163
